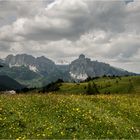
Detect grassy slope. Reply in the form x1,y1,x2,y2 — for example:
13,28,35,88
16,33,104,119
59,76,140,94
0,94,140,139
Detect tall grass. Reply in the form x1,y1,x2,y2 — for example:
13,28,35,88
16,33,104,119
0,94,140,139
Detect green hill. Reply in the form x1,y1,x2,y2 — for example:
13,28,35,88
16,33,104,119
58,76,140,94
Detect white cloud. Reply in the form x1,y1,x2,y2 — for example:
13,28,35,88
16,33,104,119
0,0,139,73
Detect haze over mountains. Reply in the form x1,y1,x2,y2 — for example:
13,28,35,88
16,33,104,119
0,54,136,87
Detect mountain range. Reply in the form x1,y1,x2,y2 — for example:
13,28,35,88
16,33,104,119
0,54,136,87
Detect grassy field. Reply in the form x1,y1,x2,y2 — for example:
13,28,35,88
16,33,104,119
0,76,140,139
0,94,140,139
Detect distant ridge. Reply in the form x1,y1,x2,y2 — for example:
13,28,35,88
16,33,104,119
0,54,137,87
0,75,25,91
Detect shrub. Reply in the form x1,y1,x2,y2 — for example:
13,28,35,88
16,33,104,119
86,82,99,95
40,80,62,93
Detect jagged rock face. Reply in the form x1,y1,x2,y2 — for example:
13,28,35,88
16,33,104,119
36,56,56,74
69,55,95,80
69,54,132,81
3,54,64,86
5,54,56,75
0,53,136,87
5,54,36,67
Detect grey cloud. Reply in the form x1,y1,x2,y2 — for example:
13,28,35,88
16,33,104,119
0,41,11,51
0,0,140,73
21,1,128,41
0,0,43,17
19,0,90,41
0,0,128,41
103,36,140,60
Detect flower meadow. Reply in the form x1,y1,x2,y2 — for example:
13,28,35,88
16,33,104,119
0,94,140,139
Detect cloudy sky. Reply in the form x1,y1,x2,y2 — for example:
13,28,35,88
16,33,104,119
0,0,140,73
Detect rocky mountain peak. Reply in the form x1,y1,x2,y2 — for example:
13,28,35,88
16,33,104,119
37,56,54,64
69,54,133,81
79,54,85,59
5,54,36,67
